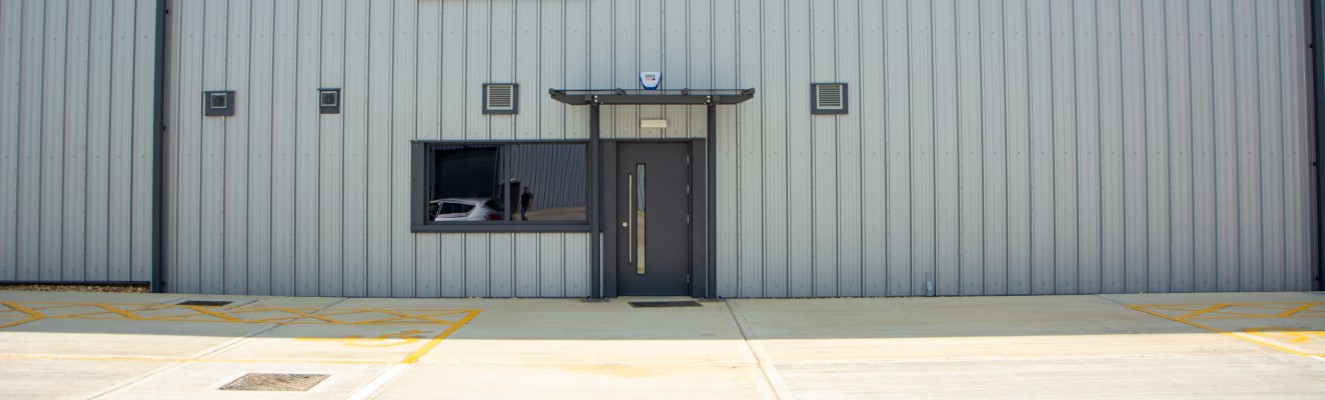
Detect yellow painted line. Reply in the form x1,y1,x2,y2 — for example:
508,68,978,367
1128,305,1314,357
1278,303,1323,318
1175,303,1230,321
401,310,481,364
0,302,44,329
0,353,395,365
184,305,242,322
95,304,145,320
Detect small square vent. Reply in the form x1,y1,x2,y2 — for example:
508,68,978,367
319,88,341,115
483,83,518,115
203,91,236,117
811,83,847,115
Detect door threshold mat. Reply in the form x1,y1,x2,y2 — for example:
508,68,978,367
176,300,235,307
220,373,330,391
628,301,703,308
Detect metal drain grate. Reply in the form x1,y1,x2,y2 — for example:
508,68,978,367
220,373,329,392
176,300,233,307
628,301,703,308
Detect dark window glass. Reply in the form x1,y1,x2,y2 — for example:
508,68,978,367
509,144,586,222
423,142,586,225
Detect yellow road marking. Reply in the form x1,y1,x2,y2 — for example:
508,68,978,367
0,302,44,329
1129,302,1325,357
403,310,481,364
296,330,431,348
0,301,482,364
1243,327,1325,344
0,353,395,365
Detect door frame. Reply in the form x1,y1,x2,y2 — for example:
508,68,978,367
601,139,709,298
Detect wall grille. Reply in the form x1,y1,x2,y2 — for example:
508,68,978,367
483,83,518,114
811,83,847,114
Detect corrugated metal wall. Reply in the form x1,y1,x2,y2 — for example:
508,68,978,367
0,0,157,283
718,0,1316,297
10,0,1311,297
163,0,712,297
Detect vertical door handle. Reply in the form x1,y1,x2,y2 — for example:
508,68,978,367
627,173,634,265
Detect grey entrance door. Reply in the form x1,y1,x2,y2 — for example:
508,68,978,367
617,143,691,296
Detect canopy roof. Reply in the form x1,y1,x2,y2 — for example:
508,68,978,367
548,88,755,106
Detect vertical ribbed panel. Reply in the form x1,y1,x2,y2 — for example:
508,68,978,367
0,0,157,283
128,0,1313,297
715,0,1316,297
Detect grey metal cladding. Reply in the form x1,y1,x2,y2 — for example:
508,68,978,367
0,0,157,284
8,0,1306,297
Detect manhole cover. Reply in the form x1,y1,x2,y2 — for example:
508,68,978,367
177,300,233,307
628,301,703,308
219,373,329,391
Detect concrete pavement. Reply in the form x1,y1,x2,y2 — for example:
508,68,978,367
1,290,1323,399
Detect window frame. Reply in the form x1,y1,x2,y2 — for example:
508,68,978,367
411,140,592,233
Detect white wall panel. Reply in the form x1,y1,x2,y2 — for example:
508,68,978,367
223,0,251,295
837,0,864,297
1004,0,1033,295
1051,0,1079,294
957,0,985,296
737,0,764,298
762,0,791,298
62,0,90,281
0,0,24,280
981,0,1010,295
1212,0,1240,291
1143,0,1172,292
391,0,418,297
933,0,959,296
911,0,937,296
777,0,809,298
1234,0,1262,291
1120,0,1149,293
884,0,913,296
1167,0,1196,292
0,0,156,285
860,0,886,297
108,0,136,281
342,0,370,297
1191,0,1219,292
1259,0,1287,291
246,0,275,295
15,0,45,282
1028,0,1056,294
86,0,114,281
1075,0,1103,294
269,0,298,296
197,0,226,294
1098,0,1126,293
0,0,1293,297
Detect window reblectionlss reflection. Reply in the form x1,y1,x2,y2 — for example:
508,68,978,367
426,143,587,223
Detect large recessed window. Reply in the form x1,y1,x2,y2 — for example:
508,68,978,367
412,141,588,232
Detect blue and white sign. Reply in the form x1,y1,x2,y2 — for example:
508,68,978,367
639,72,662,90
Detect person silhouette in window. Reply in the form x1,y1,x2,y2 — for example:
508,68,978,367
519,187,534,221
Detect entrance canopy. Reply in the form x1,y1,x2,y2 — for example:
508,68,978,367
548,87,755,300
548,88,755,106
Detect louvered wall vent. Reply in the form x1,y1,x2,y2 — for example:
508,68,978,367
483,83,519,115
811,83,847,115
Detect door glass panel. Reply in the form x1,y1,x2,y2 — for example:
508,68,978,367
635,164,646,275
